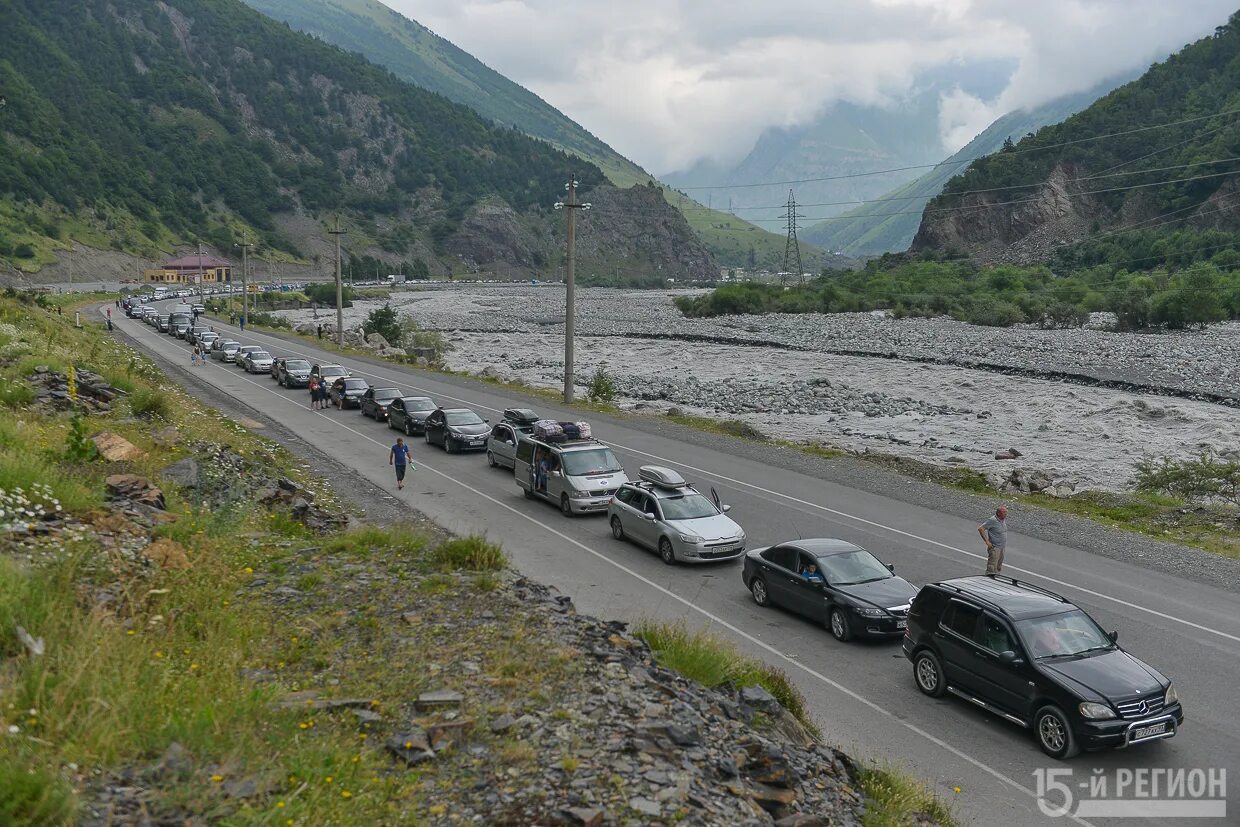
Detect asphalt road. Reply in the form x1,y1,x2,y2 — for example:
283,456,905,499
111,305,1239,827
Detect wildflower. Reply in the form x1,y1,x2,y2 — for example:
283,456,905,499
953,786,962,794
190,663,200,671
324,776,333,784
7,725,18,734
126,630,136,636
276,801,285,809
211,774,224,782
340,790,352,799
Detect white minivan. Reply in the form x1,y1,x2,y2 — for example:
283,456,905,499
514,437,629,516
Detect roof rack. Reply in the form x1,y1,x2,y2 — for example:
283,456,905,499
990,575,1071,603
940,582,1010,616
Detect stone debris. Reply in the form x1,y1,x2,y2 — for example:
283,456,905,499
92,431,146,462
27,366,122,413
105,474,166,510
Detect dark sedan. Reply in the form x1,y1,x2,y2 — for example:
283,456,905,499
424,407,489,453
387,396,437,436
278,359,312,388
329,377,370,409
741,538,917,642
360,386,401,420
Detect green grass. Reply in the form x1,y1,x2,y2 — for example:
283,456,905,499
429,535,506,572
857,763,959,827
635,621,817,737
129,387,174,418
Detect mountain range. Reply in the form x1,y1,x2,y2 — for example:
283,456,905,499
0,0,716,282
912,12,1240,263
801,76,1133,256
241,0,794,270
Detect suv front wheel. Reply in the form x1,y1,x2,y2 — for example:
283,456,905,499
913,650,947,697
1035,705,1080,759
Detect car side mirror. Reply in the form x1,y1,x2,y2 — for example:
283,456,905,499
1108,630,1119,643
643,512,656,521
998,650,1020,665
886,563,895,573
721,504,732,513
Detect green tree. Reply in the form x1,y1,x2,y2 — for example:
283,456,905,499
363,303,402,345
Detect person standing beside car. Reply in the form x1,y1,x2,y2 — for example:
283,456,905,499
978,505,1008,576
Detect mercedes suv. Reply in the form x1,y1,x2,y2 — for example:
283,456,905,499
903,576,1182,758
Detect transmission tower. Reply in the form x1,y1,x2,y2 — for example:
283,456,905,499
781,189,804,285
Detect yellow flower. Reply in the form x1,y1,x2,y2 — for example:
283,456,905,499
126,630,136,636
953,786,962,794
276,801,285,809
222,600,230,607
429,804,446,816
324,776,333,784
154,651,163,658
189,663,200,671
211,774,224,782
298,722,309,730
244,567,253,574
340,790,352,799
351,755,360,763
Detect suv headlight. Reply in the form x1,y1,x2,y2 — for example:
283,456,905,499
1078,702,1117,720
1164,684,1178,705
853,607,886,618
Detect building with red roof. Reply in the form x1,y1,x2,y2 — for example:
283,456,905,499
144,254,233,285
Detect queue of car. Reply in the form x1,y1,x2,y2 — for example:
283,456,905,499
131,298,1186,762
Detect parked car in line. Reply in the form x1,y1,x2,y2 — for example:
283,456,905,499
197,332,219,351
610,466,746,565
243,350,274,374
192,304,206,315
514,435,629,516
359,386,402,420
186,326,211,345
904,576,1182,759
156,315,171,332
277,359,312,388
486,409,539,470
329,377,370,409
269,356,286,380
235,346,263,367
424,408,490,453
386,396,436,435
210,339,240,361
310,364,349,386
742,539,916,642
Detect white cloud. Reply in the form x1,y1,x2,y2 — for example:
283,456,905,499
379,0,1236,173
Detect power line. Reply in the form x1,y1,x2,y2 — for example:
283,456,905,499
674,108,1240,191
781,190,803,285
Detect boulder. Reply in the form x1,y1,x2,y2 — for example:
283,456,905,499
160,458,200,489
106,474,166,509
92,432,145,462
364,332,390,348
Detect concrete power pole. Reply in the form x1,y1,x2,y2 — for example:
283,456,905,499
554,178,591,403
236,233,254,320
327,217,347,346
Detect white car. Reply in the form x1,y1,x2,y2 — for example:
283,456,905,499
243,350,274,373
608,466,746,565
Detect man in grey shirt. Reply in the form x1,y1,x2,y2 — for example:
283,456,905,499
978,505,1008,576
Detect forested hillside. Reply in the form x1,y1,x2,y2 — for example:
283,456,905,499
912,12,1240,264
242,0,786,270
0,0,717,282
802,79,1123,256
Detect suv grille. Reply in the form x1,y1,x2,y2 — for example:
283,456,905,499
1115,692,1164,719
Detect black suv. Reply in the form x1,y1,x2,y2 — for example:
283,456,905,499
903,576,1182,758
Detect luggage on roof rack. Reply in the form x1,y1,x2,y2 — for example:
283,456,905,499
638,466,687,488
503,408,539,425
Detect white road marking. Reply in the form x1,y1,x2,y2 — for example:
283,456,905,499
213,318,1240,646
120,312,1096,825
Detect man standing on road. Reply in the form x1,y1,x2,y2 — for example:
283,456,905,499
389,437,414,490
317,324,323,339
978,505,1008,576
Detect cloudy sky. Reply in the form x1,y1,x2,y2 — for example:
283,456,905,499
380,0,1235,175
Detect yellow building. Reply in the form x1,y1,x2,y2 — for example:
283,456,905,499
144,255,233,285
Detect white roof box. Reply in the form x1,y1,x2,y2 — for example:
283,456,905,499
639,465,687,488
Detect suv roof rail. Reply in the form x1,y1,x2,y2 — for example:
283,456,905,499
990,574,1071,603
938,582,1011,616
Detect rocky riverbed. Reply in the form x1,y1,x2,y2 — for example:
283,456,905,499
276,285,1240,493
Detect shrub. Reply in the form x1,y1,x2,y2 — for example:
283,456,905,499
305,283,352,306
635,621,816,735
429,535,506,572
246,311,290,330
856,763,957,827
398,319,448,362
363,304,402,345
0,757,76,826
1037,300,1089,329
320,525,427,559
962,296,1024,327
1134,454,1240,505
129,387,172,418
0,378,35,408
585,366,617,403
65,414,98,463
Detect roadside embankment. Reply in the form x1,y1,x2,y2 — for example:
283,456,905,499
1,295,954,825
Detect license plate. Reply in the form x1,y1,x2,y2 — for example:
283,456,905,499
896,620,907,629
1133,723,1167,739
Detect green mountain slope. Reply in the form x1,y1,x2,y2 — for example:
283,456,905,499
802,79,1124,256
912,13,1240,261
241,0,787,269
0,0,723,284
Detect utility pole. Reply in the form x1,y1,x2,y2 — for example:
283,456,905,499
196,243,205,301
327,217,347,346
553,178,591,403
236,233,254,320
781,189,804,286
